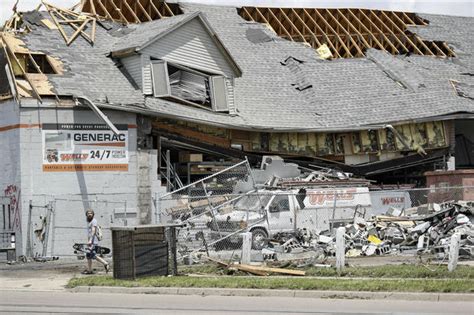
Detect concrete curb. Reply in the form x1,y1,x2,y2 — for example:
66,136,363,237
69,286,474,302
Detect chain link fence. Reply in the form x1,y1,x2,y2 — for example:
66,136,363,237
24,195,133,258
158,185,474,265
0,195,15,261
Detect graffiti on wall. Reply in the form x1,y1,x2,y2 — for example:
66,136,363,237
4,185,21,231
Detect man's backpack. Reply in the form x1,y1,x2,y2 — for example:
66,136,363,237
96,225,104,241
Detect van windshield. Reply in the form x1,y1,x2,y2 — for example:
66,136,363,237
234,194,271,211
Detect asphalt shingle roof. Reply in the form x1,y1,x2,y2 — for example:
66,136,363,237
21,12,144,106
111,13,194,52
16,4,474,131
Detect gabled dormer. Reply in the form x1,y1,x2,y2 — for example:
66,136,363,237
112,12,241,114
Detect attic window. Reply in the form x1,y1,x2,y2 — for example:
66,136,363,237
13,53,56,75
151,60,229,112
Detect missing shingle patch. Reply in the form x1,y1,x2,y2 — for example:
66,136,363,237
245,28,273,44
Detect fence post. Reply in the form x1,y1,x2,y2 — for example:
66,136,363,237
241,232,252,264
169,227,178,276
331,192,338,231
448,233,460,272
336,227,345,273
166,150,171,192
26,200,33,258
42,202,53,257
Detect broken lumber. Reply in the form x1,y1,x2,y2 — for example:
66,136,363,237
206,257,305,276
205,257,271,276
229,264,269,276
236,264,306,276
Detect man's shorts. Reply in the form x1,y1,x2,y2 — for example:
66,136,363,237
86,245,98,259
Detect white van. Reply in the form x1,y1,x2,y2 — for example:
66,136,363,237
210,187,372,249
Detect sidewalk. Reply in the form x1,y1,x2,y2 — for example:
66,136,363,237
0,258,105,291
1,259,473,302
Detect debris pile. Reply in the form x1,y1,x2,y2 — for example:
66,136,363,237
261,201,474,262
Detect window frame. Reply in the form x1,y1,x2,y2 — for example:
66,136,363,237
269,195,290,212
150,59,229,112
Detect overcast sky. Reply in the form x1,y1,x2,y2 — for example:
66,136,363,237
1,0,473,24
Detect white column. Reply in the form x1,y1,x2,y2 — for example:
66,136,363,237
241,232,252,264
336,227,345,272
448,233,460,272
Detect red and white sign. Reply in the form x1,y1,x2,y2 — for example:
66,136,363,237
42,124,129,172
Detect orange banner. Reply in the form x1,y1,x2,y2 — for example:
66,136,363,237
43,164,129,172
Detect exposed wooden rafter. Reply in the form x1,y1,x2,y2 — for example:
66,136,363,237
42,1,96,46
238,7,455,59
76,2,455,58
80,0,181,23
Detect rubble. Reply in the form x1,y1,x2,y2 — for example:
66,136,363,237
259,201,474,262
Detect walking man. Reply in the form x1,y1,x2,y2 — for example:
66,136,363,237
83,209,109,274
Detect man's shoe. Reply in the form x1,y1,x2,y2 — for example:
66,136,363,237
104,264,110,274
81,270,94,275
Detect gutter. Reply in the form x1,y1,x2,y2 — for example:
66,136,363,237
67,100,474,134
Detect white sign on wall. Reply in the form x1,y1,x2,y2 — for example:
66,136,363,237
42,124,129,172
369,190,412,215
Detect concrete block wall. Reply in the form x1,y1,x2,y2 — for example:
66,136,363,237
0,99,22,254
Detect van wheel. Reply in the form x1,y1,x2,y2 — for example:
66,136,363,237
251,228,268,250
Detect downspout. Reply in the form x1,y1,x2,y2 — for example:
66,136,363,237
74,96,120,135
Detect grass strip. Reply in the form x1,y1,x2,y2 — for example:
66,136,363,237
179,264,474,279
68,276,474,293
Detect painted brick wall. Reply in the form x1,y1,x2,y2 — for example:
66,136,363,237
17,106,141,257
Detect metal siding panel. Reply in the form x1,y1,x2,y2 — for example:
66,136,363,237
121,55,142,87
141,19,234,78
210,76,228,112
151,61,170,97
142,55,153,95
226,78,235,114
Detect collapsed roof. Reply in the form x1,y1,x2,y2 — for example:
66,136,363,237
1,1,473,132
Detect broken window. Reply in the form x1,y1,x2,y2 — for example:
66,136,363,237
151,59,229,112
13,53,56,75
0,50,12,97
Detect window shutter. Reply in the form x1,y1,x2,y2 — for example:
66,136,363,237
210,76,229,112
151,60,170,97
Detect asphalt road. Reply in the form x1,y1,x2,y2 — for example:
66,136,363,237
1,290,473,315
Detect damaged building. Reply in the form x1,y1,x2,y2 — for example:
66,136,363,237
0,1,473,258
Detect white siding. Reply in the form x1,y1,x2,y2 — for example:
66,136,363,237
226,78,236,114
142,54,153,95
141,18,235,78
121,55,142,88
151,61,170,97
210,76,228,112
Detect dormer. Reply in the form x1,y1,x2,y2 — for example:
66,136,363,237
111,12,241,113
